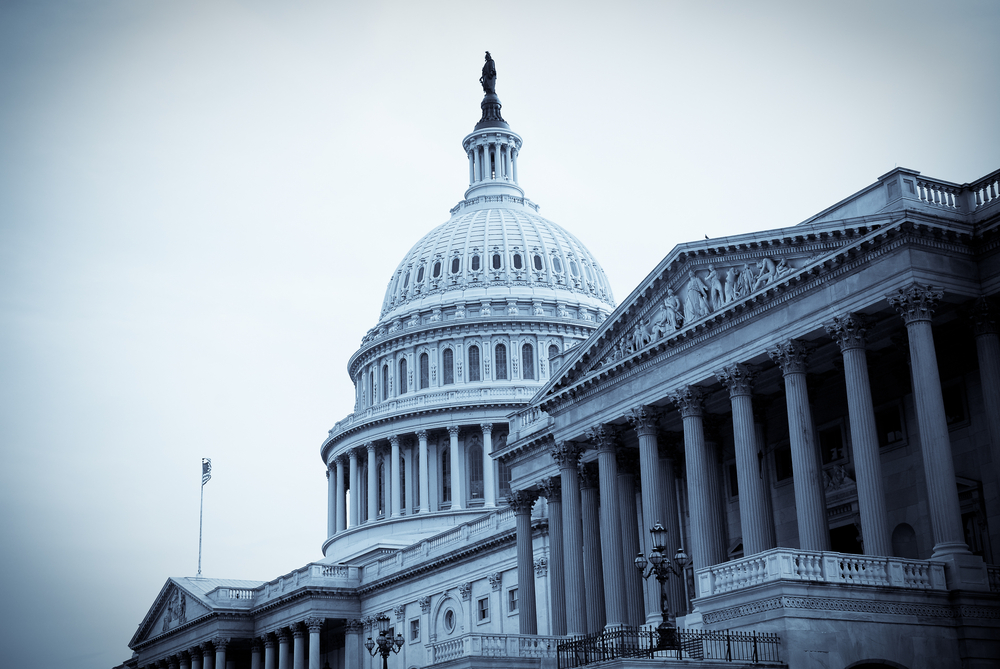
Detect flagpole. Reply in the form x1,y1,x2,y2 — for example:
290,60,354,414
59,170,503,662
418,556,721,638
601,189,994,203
198,479,205,577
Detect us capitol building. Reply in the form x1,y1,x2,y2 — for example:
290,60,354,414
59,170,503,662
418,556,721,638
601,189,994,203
117,55,1000,669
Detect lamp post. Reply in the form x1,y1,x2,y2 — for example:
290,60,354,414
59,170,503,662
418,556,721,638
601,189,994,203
634,522,688,650
364,615,404,669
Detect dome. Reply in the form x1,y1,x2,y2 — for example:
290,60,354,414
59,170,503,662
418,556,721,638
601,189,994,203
378,205,616,323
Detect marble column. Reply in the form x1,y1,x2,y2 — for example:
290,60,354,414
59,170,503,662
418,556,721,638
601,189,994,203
588,424,628,629
482,423,497,507
417,430,430,513
191,647,203,669
263,636,275,669
512,148,519,183
335,456,346,532
616,449,645,627
657,437,686,618
345,620,363,669
390,435,402,518
276,629,290,669
770,340,830,551
201,643,214,669
326,466,335,537
826,314,891,556
250,642,261,669
510,489,538,634
752,400,778,549
180,652,191,669
405,441,415,514
468,149,474,185
580,462,606,633
305,618,322,669
539,476,566,636
348,449,359,528
671,386,723,571
292,625,304,669
448,426,464,509
627,405,669,624
717,364,773,556
213,638,228,669
972,298,1000,483
366,442,377,523
504,143,512,180
702,416,728,564
551,441,587,635
473,143,480,182
888,284,969,557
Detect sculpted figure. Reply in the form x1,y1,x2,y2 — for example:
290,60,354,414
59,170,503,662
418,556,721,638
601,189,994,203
684,270,710,321
724,267,738,303
480,51,497,94
706,264,724,311
753,257,777,290
774,257,791,280
737,262,755,296
663,288,682,330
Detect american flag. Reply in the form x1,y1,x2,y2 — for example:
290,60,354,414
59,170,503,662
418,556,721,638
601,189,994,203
202,458,212,486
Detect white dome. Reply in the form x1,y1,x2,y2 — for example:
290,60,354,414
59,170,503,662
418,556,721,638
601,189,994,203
378,205,615,324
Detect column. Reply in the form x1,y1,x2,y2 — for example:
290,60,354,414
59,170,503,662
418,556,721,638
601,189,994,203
753,400,778,549
326,465,335,538
202,643,214,669
263,635,275,669
826,314,891,556
510,489,538,634
972,298,1000,482
657,437,686,618
213,638,228,669
670,387,723,571
292,624,304,669
335,456,346,532
474,143,481,182
417,430,430,513
191,647,203,669
345,620,363,669
168,657,179,669
448,426,464,509
616,450,645,627
482,423,497,507
512,148,519,183
769,341,830,551
179,652,191,669
348,449,359,528
627,405,670,624
580,462,606,633
589,425,627,629
390,435,402,518
551,441,587,635
703,416,729,564
305,618,322,669
405,441,415,514
276,629,290,669
887,284,968,557
250,641,261,669
717,364,773,556
366,442,377,523
505,143,513,181
539,476,567,636
468,149,474,185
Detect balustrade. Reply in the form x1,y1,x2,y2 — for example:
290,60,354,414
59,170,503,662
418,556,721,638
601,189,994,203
970,170,1000,210
429,633,560,662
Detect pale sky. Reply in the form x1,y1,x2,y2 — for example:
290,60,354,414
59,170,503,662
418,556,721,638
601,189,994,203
0,1,997,667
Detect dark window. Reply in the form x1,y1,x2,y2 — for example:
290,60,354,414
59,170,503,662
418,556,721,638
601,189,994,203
498,457,512,499
433,261,441,278
943,381,967,427
819,424,846,465
508,588,518,613
414,449,420,506
468,442,483,499
410,619,420,642
728,463,739,497
875,404,904,447
552,256,562,273
417,266,425,283
398,358,407,395
478,597,489,621
471,255,480,271
548,344,560,372
492,253,502,270
419,353,429,389
381,365,389,401
533,254,543,271
495,344,508,380
468,345,481,382
451,257,460,274
403,272,410,288
400,455,406,507
378,461,385,515
513,253,523,270
570,261,579,276
774,444,793,481
369,370,374,406
441,446,451,502
522,344,534,380
442,349,454,385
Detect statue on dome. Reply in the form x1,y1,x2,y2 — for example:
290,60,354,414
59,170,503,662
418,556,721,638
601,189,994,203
480,51,497,94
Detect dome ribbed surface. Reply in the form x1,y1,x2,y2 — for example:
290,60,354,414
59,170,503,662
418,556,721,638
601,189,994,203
379,206,615,323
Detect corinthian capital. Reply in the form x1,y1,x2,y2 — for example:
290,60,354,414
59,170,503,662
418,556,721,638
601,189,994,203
971,296,998,336
550,440,582,467
887,283,942,325
388,434,400,447
626,405,658,436
304,617,324,633
539,476,561,500
585,423,617,452
768,340,810,376
825,313,870,351
508,488,538,513
447,425,461,437
669,386,703,418
716,363,757,396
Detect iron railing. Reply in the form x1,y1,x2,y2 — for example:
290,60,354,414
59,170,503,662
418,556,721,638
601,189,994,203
557,627,780,668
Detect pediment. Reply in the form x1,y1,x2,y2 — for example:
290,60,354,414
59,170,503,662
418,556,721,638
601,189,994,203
132,579,211,645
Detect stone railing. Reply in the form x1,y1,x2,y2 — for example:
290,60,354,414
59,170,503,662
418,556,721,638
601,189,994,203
910,168,1000,215
509,405,552,442
696,548,947,598
970,169,1000,211
430,633,562,662
916,176,963,210
450,194,541,214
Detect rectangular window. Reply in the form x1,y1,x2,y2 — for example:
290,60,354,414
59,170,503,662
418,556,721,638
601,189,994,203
507,587,518,613
943,380,968,428
774,443,793,482
522,344,534,380
875,403,905,448
818,422,846,465
469,346,481,382
443,349,455,385
420,353,429,389
409,618,420,642
728,462,739,498
495,344,508,380
477,596,490,622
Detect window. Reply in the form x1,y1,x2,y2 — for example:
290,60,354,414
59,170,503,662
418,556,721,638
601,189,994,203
584,263,593,281
442,349,454,385
774,443,793,482
549,344,560,372
533,254,543,271
433,261,441,278
819,422,846,465
378,461,385,516
417,266,425,283
943,381,968,428
419,353,429,389
468,441,483,500
471,255,480,271
513,253,523,270
414,449,420,507
468,345,481,382
522,344,534,380
399,358,407,395
552,256,562,273
492,253,502,270
498,458,512,499
403,271,410,289
570,261,579,276
875,403,904,448
400,455,406,510
382,365,389,401
477,596,490,622
444,609,456,633
495,343,508,380
451,257,460,274
409,619,420,642
441,446,451,503
728,462,739,498
507,588,518,613
369,370,374,406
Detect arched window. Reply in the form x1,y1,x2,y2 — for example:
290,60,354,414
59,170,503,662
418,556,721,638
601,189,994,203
377,460,385,516
417,265,425,283
549,344,560,373
513,253,523,270
433,261,441,278
419,353,429,389
441,446,451,503
369,370,374,406
451,257,460,274
442,349,454,385
495,343,508,380
492,253,502,270
468,441,484,500
400,455,406,511
552,256,563,273
533,254,543,271
471,254,480,271
584,263,594,282
414,449,420,508
382,365,389,401
570,261,580,277
522,344,534,380
399,358,407,395
468,345,481,382
403,271,410,289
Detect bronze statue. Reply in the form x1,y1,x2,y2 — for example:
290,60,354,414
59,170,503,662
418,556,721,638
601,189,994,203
480,51,497,94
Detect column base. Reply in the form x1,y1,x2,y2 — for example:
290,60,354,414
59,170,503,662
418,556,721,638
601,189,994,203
936,551,989,591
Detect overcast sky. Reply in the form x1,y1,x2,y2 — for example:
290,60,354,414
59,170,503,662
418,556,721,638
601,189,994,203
0,1,997,667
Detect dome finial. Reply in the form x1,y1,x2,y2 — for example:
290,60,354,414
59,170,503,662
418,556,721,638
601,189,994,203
476,51,508,130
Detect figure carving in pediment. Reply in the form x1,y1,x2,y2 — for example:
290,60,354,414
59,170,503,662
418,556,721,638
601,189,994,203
753,257,776,291
684,270,710,321
706,264,725,311
724,267,738,303
736,263,755,297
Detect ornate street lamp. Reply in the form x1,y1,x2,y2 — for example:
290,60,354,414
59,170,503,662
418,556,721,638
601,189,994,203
364,615,404,669
634,522,688,649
